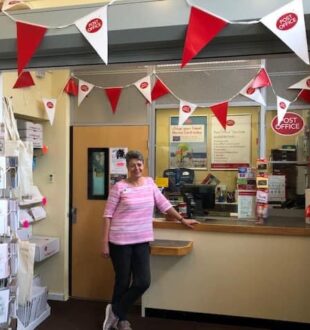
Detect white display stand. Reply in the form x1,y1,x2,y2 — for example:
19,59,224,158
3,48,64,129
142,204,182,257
17,305,51,330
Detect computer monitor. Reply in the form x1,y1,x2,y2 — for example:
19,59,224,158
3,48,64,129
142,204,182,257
181,184,216,216
163,168,194,192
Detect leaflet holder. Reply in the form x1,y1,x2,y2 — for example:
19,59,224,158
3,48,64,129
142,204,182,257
163,168,194,192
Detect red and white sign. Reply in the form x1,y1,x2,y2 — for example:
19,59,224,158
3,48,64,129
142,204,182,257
178,100,197,125
75,6,108,64
42,98,56,125
134,75,152,103
260,0,309,64
289,75,310,90
239,79,266,106
276,96,291,124
271,112,304,136
78,79,94,106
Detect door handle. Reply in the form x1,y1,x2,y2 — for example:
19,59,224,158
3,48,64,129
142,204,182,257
71,208,77,224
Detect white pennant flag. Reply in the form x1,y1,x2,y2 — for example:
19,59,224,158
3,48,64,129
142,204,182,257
178,100,197,126
289,76,310,90
2,0,31,11
260,0,309,64
75,6,108,64
134,75,152,103
239,79,266,106
43,98,56,125
276,96,291,124
78,79,95,106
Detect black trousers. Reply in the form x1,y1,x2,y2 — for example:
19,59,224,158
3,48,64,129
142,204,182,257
109,242,151,320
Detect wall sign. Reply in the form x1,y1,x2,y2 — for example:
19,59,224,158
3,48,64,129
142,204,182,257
211,114,251,170
271,112,304,136
169,116,207,169
109,147,128,185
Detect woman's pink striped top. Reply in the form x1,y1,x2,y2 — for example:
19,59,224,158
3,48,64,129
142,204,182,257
103,177,172,245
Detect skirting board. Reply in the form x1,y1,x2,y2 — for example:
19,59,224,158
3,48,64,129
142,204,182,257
48,292,67,301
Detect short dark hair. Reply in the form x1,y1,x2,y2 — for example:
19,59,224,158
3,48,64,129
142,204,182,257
125,150,144,166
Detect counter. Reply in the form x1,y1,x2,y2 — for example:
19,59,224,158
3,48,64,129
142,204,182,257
142,215,310,324
153,216,310,236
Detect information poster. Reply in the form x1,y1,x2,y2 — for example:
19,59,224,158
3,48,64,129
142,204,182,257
169,116,207,169
238,191,256,219
211,114,251,170
268,175,286,202
109,147,128,185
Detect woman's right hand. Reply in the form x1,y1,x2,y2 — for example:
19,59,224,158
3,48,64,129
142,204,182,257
101,241,110,258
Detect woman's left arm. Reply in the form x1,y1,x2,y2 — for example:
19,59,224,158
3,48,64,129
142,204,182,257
165,207,199,229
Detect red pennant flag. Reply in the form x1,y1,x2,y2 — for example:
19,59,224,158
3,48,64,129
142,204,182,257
13,72,35,89
17,21,47,75
298,89,310,103
210,101,228,130
105,87,122,113
181,7,228,68
151,79,170,102
64,78,79,96
251,69,272,89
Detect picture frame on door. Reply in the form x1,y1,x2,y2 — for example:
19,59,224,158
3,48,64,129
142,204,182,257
88,148,109,200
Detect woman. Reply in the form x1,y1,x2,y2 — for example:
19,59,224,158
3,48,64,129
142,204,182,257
102,150,197,330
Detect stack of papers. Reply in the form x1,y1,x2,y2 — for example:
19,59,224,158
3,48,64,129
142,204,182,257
17,286,48,327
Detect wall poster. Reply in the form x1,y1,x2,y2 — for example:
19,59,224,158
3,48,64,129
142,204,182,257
109,147,128,185
211,114,251,170
169,116,207,169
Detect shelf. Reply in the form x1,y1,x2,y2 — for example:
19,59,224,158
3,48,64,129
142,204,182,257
216,202,238,205
269,161,309,165
19,198,42,206
150,239,193,256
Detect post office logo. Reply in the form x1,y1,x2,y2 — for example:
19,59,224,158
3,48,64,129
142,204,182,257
140,82,148,89
47,102,54,109
81,84,89,92
86,18,103,33
182,105,191,113
276,13,298,31
271,112,304,136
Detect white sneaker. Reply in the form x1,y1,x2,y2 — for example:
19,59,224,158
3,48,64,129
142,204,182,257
103,304,118,330
117,320,132,330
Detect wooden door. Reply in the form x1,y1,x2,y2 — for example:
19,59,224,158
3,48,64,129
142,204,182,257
71,126,149,300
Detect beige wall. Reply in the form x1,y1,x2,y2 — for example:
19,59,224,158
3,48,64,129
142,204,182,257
3,72,49,120
3,69,70,300
142,228,310,323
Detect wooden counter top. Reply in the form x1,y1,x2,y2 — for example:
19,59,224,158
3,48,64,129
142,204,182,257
150,239,193,256
153,217,310,237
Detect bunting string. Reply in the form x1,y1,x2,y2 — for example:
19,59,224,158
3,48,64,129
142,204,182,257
2,0,310,127
183,0,309,67
12,65,309,128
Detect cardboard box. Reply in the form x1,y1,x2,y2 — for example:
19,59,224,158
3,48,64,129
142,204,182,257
29,236,60,262
17,120,42,132
19,130,43,139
